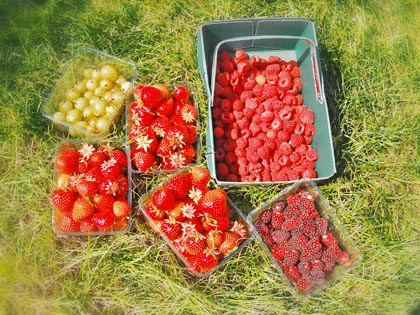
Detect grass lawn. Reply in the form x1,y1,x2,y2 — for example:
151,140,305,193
1,0,419,314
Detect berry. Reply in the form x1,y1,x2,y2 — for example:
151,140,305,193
140,86,163,109
76,178,97,197
165,172,192,200
55,151,78,175
218,231,240,256
198,189,227,217
282,217,301,231
55,212,80,232
133,151,156,173
92,211,115,232
112,198,131,218
152,187,176,211
195,250,219,273
184,233,206,256
51,189,76,213
161,218,182,240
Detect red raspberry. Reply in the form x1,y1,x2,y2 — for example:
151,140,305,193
271,229,290,243
282,216,301,231
265,63,281,76
305,147,319,161
278,70,293,90
294,122,305,135
246,148,260,163
299,107,315,124
252,83,264,97
216,162,229,177
283,120,296,133
234,49,248,63
261,110,274,122
213,126,225,138
220,59,235,73
290,133,304,148
220,99,232,111
232,99,244,111
248,137,264,150
283,248,300,266
215,148,226,162
216,72,231,87
305,123,316,137
225,151,237,165
257,146,271,160
277,142,293,156
240,90,253,102
277,130,290,142
261,84,277,99
237,61,251,75
279,106,293,121
302,168,317,178
272,246,286,261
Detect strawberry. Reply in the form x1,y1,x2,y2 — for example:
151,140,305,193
78,142,95,160
206,230,224,249
184,233,206,256
79,218,96,233
76,178,97,197
150,116,171,138
51,189,76,213
72,196,95,221
184,217,204,233
98,178,119,196
93,193,115,213
88,151,106,167
55,211,80,232
113,217,129,231
198,189,227,217
202,214,229,232
92,211,115,232
195,249,219,273
188,184,209,204
133,129,158,153
54,151,78,175
168,201,187,222
100,158,120,180
113,198,131,218
230,220,248,238
180,104,198,124
218,231,240,256
56,173,71,189
109,149,128,169
115,174,128,197
139,85,163,109
156,96,175,117
173,85,189,101
144,204,165,221
130,102,155,126
133,151,156,173
152,187,176,211
160,218,182,240
165,172,191,200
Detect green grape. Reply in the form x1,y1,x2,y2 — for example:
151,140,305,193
66,108,82,123
121,81,133,94
59,100,73,113
96,115,111,132
110,90,125,108
94,87,105,97
65,88,80,101
73,80,87,93
99,79,113,91
91,99,107,117
85,79,98,91
91,68,102,80
82,106,95,119
100,64,118,81
74,97,89,111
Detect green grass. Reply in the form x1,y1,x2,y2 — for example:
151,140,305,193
1,0,420,314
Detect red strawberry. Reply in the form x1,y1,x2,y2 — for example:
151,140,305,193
98,178,119,196
133,129,159,154
173,85,189,100
51,189,76,213
206,230,224,249
93,193,115,213
130,102,155,126
92,211,115,232
184,233,206,256
195,249,219,273
79,218,96,233
180,104,198,124
76,178,97,197
144,204,166,221
152,187,176,211
88,151,106,167
100,158,120,180
201,213,229,232
160,218,182,240
198,189,227,217
113,198,131,218
156,97,175,117
72,196,95,221
109,149,128,169
54,151,78,175
218,231,240,256
188,184,209,204
133,151,156,173
115,174,128,197
168,201,187,222
189,166,210,186
165,172,192,200
55,211,80,232
139,85,163,109
113,217,129,231
150,116,171,138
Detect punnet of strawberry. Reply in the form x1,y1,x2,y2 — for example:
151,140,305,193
248,180,361,297
128,83,199,174
210,49,319,183
139,166,252,277
51,141,132,235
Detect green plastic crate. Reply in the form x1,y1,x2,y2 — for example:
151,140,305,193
197,18,336,186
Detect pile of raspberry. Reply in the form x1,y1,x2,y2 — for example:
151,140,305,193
253,190,351,295
212,49,319,182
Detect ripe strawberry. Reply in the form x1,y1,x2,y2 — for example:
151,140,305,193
56,173,71,189
218,231,240,256
168,201,187,222
92,211,115,232
72,196,95,221
198,189,227,217
100,158,120,180
184,217,204,233
201,214,229,232
139,85,163,109
173,85,189,100
78,142,96,160
133,151,156,173
195,249,219,273
88,151,106,167
113,198,131,218
150,116,171,138
55,211,80,232
98,178,119,196
206,230,224,249
165,172,192,200
76,178,97,197
184,233,206,256
133,129,159,154
180,104,198,124
113,217,129,231
109,149,128,168
51,189,76,213
152,187,176,211
79,218,96,233
115,174,128,197
160,218,182,240
130,102,155,126
189,166,211,186
93,193,114,213
230,221,248,238
156,96,175,117
54,151,78,175
144,204,165,221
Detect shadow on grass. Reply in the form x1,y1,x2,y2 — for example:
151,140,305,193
318,43,347,180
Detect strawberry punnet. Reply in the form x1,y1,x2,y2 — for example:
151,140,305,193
51,142,131,234
142,166,250,275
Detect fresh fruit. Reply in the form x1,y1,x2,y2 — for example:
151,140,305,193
128,83,198,173
212,49,319,182
51,64,131,136
253,188,353,295
51,142,131,233
141,167,250,275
